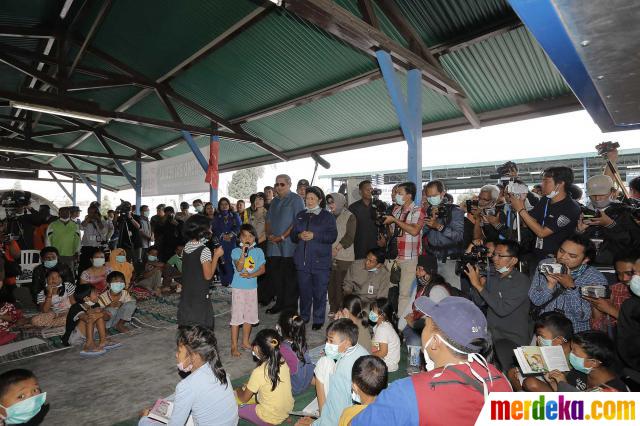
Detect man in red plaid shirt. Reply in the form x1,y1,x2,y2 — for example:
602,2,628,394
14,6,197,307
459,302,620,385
587,255,634,331
383,182,425,321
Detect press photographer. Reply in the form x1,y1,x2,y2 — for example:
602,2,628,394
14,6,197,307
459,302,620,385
511,166,581,267
528,234,608,332
113,201,142,261
576,175,640,272
382,181,425,319
79,202,114,273
422,180,464,287
348,180,384,260
465,239,531,369
471,184,508,242
0,190,41,250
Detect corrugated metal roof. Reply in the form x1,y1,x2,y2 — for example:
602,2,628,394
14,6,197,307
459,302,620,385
0,0,579,190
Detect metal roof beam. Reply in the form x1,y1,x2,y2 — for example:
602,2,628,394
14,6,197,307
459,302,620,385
31,126,82,138
69,156,120,175
0,89,261,142
7,159,122,176
283,0,464,96
0,52,61,89
0,25,55,39
374,0,480,128
430,16,523,57
65,78,139,92
66,0,112,78
230,71,381,124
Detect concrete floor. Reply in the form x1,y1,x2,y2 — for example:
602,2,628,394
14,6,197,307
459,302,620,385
4,305,329,426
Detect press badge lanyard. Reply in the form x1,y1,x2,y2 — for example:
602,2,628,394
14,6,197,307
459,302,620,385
535,200,550,250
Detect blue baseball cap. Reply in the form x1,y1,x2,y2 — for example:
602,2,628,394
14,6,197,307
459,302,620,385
414,296,489,352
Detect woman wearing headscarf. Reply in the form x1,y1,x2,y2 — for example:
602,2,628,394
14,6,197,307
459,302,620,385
212,197,242,286
291,186,337,330
326,192,356,316
107,247,135,286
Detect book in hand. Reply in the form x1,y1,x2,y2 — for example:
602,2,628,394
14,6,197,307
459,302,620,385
147,399,195,426
289,398,320,418
513,345,570,375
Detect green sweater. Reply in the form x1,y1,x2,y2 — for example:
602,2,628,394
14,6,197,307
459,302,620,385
46,220,80,256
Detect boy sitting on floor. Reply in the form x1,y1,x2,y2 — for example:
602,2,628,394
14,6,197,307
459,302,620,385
98,271,137,333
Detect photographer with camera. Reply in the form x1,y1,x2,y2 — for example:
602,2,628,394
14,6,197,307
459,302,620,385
511,166,581,267
382,182,425,319
465,239,531,369
79,203,113,274
113,201,142,265
349,180,382,260
529,234,608,333
577,175,640,270
470,184,508,242
422,180,464,287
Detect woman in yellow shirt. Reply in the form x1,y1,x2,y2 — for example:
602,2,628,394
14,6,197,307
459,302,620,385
235,329,294,425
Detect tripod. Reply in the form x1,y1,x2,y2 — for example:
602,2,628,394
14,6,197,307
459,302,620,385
604,158,629,201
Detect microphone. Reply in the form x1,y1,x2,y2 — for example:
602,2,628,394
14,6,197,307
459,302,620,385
311,152,330,169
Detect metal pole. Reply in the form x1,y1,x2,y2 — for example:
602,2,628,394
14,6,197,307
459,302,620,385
209,132,219,206
583,157,588,186
376,50,423,205
96,167,102,203
135,158,142,215
72,178,77,205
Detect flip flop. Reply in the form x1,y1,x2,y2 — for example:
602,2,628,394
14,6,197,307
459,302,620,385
80,349,107,357
104,342,123,350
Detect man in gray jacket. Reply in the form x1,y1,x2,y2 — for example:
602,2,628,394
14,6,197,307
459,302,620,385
342,248,391,305
465,239,531,370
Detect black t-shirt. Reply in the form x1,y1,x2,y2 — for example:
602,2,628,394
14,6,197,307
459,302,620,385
566,369,589,391
529,196,580,262
349,200,379,260
617,296,640,371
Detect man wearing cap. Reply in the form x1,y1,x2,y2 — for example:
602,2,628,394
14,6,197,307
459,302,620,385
576,174,640,270
296,179,309,198
352,296,511,426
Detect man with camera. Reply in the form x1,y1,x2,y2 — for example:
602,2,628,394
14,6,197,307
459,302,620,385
465,239,531,369
79,203,113,274
511,166,580,267
470,184,509,242
528,234,608,333
422,180,464,287
577,175,640,272
114,202,142,263
382,181,425,319
349,180,382,260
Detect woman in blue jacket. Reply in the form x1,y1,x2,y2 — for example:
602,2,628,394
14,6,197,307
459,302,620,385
212,197,241,286
291,186,337,330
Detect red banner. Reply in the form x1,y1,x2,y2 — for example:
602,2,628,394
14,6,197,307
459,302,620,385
204,138,220,190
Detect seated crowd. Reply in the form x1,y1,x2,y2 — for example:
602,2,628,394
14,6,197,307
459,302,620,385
2,163,640,425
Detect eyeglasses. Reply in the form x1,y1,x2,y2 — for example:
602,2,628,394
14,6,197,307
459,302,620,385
275,183,287,187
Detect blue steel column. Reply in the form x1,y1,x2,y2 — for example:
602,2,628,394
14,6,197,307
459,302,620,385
135,158,142,215
375,50,423,204
96,167,101,203
583,157,588,187
72,179,77,205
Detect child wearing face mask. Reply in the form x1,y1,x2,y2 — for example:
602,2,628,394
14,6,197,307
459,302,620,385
0,369,48,426
369,298,401,373
107,248,134,287
338,356,388,426
30,269,75,328
235,329,293,426
79,249,112,293
545,331,629,392
139,325,238,426
98,271,136,333
62,284,118,355
229,224,266,358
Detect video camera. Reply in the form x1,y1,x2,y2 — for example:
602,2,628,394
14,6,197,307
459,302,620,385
538,262,568,275
115,200,132,217
455,244,490,275
489,161,518,185
596,141,619,157
371,188,389,228
0,190,31,219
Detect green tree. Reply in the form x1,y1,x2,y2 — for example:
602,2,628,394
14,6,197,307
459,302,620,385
100,195,112,216
227,167,264,200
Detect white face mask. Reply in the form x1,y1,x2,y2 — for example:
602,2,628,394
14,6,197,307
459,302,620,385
547,185,560,199
351,389,361,404
60,217,70,222
496,266,510,274
423,336,436,371
629,274,640,297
